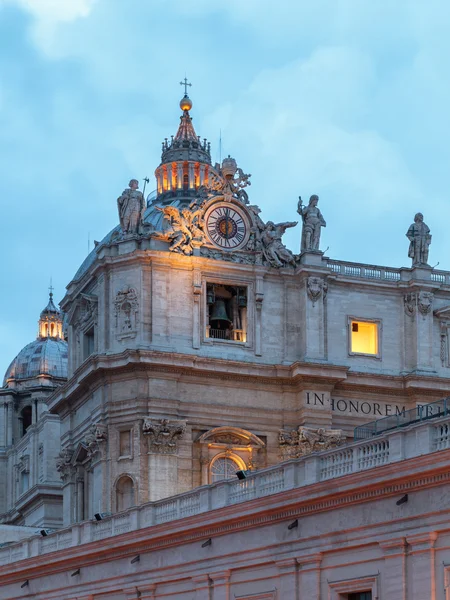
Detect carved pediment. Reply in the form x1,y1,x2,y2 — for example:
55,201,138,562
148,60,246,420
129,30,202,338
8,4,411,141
198,426,265,449
434,305,450,319
279,426,344,459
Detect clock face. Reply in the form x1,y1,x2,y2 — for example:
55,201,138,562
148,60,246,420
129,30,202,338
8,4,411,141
205,204,249,250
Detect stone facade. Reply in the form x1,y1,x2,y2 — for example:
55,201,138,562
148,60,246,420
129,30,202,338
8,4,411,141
0,415,450,599
3,91,450,538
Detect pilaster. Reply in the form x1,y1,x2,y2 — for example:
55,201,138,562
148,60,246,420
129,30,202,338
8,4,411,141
276,558,298,599
379,537,407,600
192,574,211,600
297,553,322,600
210,570,230,600
406,532,437,600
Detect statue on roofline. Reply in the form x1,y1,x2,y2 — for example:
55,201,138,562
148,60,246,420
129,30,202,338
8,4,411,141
297,194,326,252
406,212,431,266
117,179,146,235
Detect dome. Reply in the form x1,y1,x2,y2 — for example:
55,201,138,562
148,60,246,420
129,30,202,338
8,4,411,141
3,337,68,386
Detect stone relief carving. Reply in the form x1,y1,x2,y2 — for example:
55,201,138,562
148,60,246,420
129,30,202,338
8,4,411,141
155,205,205,255
117,179,146,236
404,291,433,317
307,277,328,303
56,449,74,481
84,423,108,460
206,156,251,204
80,293,98,327
418,291,433,315
16,454,30,473
143,418,186,454
406,212,431,266
279,426,344,460
440,322,448,366
114,287,139,336
297,195,326,252
404,293,416,317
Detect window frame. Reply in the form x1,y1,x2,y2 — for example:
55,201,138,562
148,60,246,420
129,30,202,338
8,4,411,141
348,316,382,359
209,452,246,484
328,575,377,600
202,278,254,349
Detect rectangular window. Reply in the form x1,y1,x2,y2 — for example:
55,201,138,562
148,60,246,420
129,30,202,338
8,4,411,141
83,327,95,360
348,593,372,600
206,283,247,343
119,430,131,457
350,319,379,356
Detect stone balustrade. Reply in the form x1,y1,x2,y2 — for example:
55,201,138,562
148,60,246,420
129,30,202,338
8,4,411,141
326,259,450,284
1,416,449,567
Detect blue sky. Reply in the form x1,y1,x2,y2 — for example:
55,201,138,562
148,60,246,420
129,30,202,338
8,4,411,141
1,0,450,373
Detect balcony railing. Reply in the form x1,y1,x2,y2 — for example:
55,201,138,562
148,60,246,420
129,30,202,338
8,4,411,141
354,397,450,440
2,413,450,567
206,326,245,342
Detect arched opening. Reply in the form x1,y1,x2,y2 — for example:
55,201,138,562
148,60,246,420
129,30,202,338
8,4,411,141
50,322,55,337
116,475,135,512
21,406,32,437
210,454,244,483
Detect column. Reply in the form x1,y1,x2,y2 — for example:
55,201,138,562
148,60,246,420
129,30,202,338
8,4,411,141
303,275,327,360
255,275,264,357
210,571,230,600
7,400,13,446
379,538,407,600
189,162,195,189
193,268,201,349
177,163,183,189
199,164,206,186
0,402,5,446
406,532,437,600
192,574,211,600
32,399,37,424
298,553,321,600
276,558,298,599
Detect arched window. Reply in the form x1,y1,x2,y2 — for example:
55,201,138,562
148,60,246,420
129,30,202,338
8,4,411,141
116,475,135,512
210,455,242,483
21,406,32,437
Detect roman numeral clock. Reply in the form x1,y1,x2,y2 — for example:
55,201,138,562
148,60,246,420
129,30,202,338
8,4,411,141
204,202,250,250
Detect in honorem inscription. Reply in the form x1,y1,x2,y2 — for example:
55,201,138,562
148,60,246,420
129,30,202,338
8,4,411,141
306,392,407,417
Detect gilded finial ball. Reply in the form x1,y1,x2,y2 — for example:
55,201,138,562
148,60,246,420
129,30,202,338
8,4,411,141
180,95,192,112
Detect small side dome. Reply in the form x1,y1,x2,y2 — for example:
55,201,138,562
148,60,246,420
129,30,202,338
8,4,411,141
3,338,68,386
2,291,68,387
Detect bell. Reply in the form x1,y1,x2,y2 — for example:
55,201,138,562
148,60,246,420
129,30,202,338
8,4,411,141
210,299,231,328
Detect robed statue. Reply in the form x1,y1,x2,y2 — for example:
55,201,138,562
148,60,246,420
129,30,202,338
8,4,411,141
297,194,326,252
117,179,145,235
406,212,431,266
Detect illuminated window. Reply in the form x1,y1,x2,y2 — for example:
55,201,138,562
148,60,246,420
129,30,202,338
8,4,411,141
349,319,379,356
210,455,241,483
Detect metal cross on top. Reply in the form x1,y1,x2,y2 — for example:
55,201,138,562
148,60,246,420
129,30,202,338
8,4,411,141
180,77,192,95
48,280,54,296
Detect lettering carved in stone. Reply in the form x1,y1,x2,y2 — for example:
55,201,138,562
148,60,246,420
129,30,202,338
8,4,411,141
279,426,344,460
143,418,186,454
